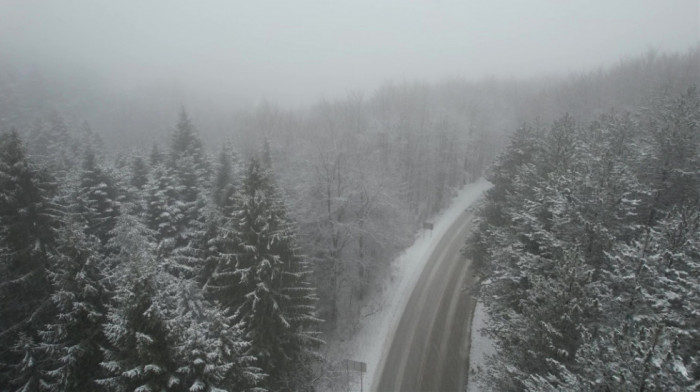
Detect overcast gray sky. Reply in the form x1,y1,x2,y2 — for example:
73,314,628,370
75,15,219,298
1,0,698,105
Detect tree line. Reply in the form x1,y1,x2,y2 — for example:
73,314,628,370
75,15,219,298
470,87,699,390
0,110,321,392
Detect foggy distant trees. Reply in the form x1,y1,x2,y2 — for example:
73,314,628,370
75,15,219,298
470,88,700,390
250,85,494,329
226,48,698,333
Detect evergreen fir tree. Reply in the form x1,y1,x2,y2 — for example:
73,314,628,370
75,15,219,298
149,143,163,167
28,112,79,173
170,109,205,168
144,164,183,257
170,155,208,249
8,333,49,392
198,145,242,288
0,130,58,384
75,149,121,245
78,121,105,157
213,145,239,213
202,203,244,306
260,138,272,170
167,191,208,280
130,156,149,190
165,278,265,392
98,215,179,392
231,157,322,391
39,218,107,392
163,110,211,278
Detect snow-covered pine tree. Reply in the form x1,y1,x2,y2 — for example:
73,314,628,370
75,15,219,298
0,130,59,387
166,190,209,280
98,214,180,392
231,157,322,391
27,112,79,175
39,217,107,392
201,201,244,309
130,156,149,191
169,154,208,245
149,143,164,167
473,123,543,232
77,121,105,158
170,109,205,169
144,164,183,257
260,138,272,170
212,144,240,215
164,277,265,392
75,148,122,245
159,110,212,277
7,333,48,392
169,110,209,205
196,144,241,288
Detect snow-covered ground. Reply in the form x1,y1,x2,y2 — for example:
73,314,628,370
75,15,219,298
324,178,491,392
467,301,495,392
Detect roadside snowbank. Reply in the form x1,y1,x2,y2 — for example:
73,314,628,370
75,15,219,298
467,301,495,392
326,178,491,392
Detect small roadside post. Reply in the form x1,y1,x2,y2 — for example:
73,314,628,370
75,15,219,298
423,221,434,237
343,359,367,392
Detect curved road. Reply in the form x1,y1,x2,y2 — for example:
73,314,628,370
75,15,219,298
373,209,478,392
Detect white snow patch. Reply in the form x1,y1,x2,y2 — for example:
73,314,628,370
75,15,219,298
325,178,491,392
467,301,495,392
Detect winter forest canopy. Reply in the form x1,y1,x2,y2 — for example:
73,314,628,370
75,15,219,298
1,1,699,391
471,87,700,390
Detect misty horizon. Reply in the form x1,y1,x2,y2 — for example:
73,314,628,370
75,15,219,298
1,0,698,107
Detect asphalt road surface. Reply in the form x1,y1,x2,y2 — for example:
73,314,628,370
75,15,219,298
373,209,478,392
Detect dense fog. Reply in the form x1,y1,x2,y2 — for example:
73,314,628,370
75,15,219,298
1,1,697,104
0,1,698,391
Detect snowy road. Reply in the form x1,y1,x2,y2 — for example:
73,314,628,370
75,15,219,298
373,208,479,392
